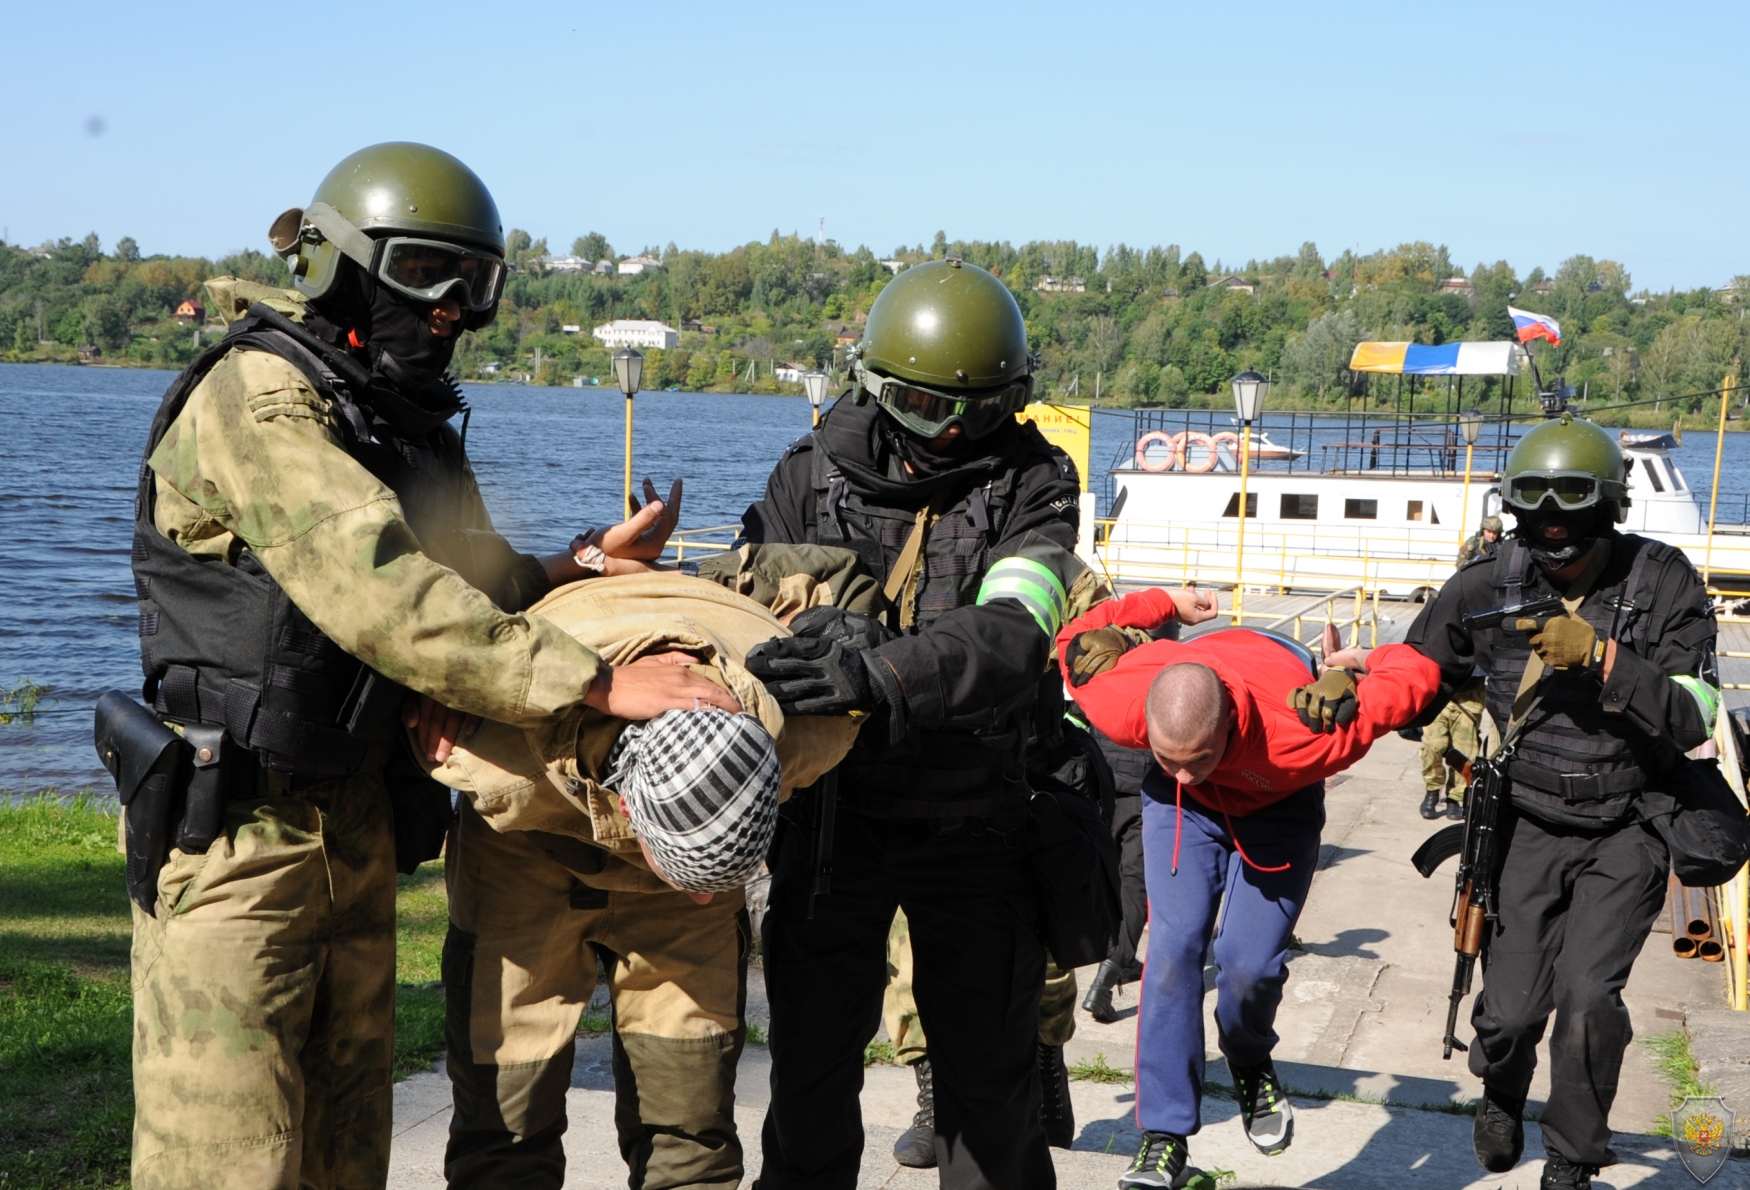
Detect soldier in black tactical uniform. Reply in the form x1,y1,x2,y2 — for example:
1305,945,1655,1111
741,259,1084,1189
1400,414,1719,1190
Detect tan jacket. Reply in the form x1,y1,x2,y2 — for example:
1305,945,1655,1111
427,572,863,890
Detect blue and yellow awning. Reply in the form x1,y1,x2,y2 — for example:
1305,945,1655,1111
1348,341,1523,376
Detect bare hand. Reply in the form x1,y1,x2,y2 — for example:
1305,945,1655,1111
584,661,742,719
403,693,481,763
1324,646,1373,673
1169,584,1221,625
591,478,683,560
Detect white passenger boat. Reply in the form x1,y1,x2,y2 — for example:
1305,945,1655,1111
1093,343,1750,597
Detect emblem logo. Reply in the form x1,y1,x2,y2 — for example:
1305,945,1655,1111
1672,1095,1734,1184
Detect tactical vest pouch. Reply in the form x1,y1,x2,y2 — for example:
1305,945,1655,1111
1637,758,1750,887
94,690,188,915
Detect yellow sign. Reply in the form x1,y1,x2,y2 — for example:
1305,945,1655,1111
1019,403,1092,491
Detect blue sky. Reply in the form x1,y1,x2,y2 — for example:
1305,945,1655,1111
3,1,1744,292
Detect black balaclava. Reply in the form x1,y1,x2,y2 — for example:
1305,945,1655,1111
305,260,464,435
1516,502,1611,569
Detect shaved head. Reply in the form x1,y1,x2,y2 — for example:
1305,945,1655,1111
1145,663,1233,785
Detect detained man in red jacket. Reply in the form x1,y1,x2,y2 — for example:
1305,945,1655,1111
1058,587,1440,1189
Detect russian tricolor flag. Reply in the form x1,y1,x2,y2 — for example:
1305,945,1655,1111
1508,306,1561,346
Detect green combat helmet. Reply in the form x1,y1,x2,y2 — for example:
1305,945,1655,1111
1501,412,1632,524
267,142,507,327
852,258,1035,439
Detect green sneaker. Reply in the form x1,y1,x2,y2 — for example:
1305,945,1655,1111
1232,1057,1294,1155
1116,1130,1193,1189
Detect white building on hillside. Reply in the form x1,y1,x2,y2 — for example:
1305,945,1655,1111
592,320,678,350
617,254,665,276
540,254,592,273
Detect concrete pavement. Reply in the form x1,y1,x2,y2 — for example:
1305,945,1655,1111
387,735,1747,1188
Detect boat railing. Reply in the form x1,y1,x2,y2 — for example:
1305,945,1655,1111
663,524,740,562
1088,514,1455,602
1251,586,1377,653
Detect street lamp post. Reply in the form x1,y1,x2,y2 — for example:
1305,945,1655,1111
1230,370,1269,624
803,370,829,428
1457,409,1483,557
613,347,644,512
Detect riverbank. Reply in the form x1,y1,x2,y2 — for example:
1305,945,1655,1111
0,794,448,1190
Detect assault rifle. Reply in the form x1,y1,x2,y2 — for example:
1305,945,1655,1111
1410,701,1537,1060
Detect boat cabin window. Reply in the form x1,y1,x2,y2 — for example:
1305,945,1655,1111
1664,459,1686,491
1280,494,1319,520
1221,492,1258,518
1405,500,1439,524
1645,462,1665,493
1344,499,1378,520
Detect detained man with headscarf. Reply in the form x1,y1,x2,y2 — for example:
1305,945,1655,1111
426,547,873,1190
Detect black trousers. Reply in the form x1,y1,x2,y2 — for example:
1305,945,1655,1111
1107,793,1147,971
1469,806,1668,1166
757,809,1054,1190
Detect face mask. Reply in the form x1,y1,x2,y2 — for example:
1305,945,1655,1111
1518,504,1607,568
364,283,457,389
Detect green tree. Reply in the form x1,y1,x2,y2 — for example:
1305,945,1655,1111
572,232,613,262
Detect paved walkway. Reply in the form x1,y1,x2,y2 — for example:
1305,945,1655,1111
388,736,1746,1188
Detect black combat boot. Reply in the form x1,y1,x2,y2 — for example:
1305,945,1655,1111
1472,1086,1525,1173
1420,788,1446,819
1540,1152,1599,1189
1445,797,1466,821
892,1058,937,1168
1082,959,1123,1023
1039,1042,1075,1148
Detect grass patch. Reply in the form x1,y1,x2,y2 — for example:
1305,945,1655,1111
747,1021,767,1046
1640,1028,1718,1137
1069,1051,1134,1084
0,795,461,1187
864,1038,897,1067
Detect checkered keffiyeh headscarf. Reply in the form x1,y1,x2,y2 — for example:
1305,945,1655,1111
606,708,781,894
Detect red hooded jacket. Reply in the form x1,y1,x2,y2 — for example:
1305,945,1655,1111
1058,588,1442,818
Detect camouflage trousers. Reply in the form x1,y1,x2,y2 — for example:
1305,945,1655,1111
883,908,1077,1065
443,799,749,1190
130,775,398,1190
1421,681,1485,797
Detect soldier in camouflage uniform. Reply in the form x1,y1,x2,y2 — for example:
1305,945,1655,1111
1456,515,1505,567
124,143,731,1190
1417,678,1485,819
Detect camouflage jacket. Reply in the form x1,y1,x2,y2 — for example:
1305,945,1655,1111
147,327,600,727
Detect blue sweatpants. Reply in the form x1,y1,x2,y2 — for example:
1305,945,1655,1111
1135,775,1325,1136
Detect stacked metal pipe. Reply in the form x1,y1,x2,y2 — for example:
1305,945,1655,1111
1669,873,1725,962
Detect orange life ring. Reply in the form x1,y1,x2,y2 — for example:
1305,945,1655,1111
1135,430,1180,472
1181,431,1218,472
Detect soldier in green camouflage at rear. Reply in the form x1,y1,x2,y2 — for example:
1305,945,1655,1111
125,143,732,1190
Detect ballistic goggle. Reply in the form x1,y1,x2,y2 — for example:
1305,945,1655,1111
299,202,506,312
1503,469,1626,512
857,364,1031,439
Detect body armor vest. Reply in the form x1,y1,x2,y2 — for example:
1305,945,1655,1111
804,436,1035,818
1485,535,1676,826
133,305,476,778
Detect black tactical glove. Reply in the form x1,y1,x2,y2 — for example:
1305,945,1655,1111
786,605,897,652
745,636,884,717
1288,669,1359,734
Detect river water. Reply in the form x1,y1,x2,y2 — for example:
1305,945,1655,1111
3,361,1746,790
